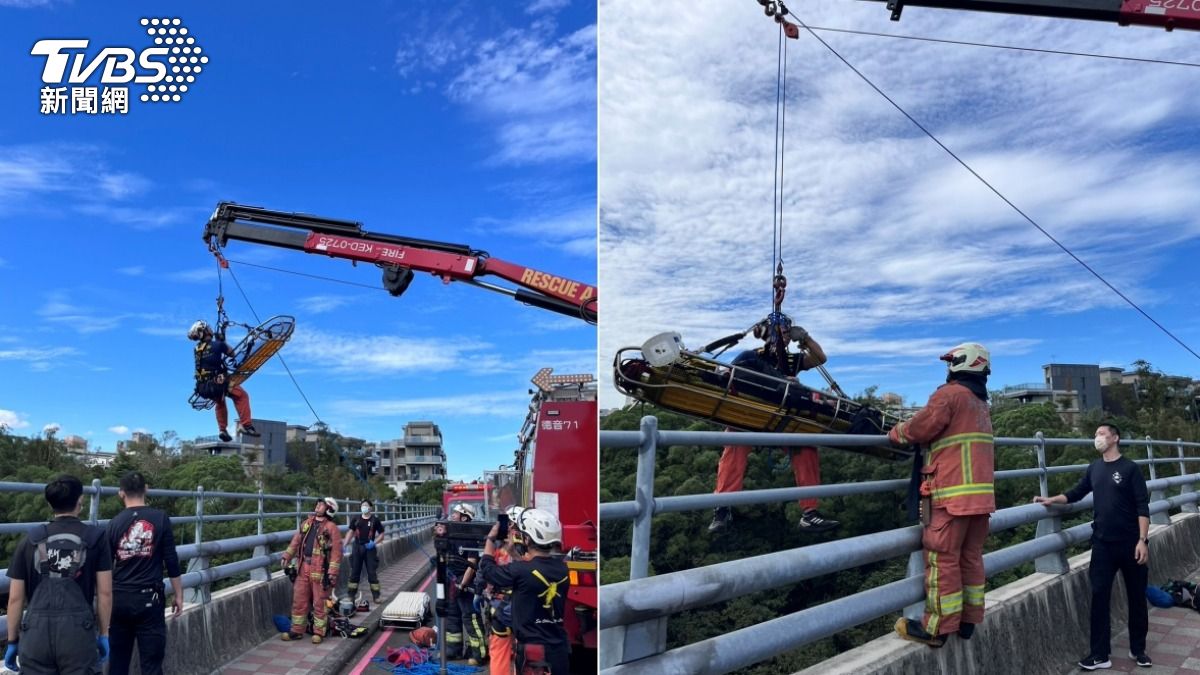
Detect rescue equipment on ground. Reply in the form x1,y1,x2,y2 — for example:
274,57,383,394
381,592,431,630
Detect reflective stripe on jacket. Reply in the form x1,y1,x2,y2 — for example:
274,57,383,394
889,381,995,516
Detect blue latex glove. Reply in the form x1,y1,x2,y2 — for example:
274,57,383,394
97,635,110,663
365,540,376,551
4,642,18,671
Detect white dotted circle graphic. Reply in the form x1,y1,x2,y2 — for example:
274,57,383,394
180,84,189,92
168,56,177,64
169,85,177,92
150,18,159,25
185,77,194,84
151,94,160,101
186,37,195,44
140,94,149,101
140,18,149,25
154,37,162,45
182,65,192,73
193,66,202,73
172,94,181,102
195,47,202,54
183,47,191,54
147,84,156,92
180,27,188,35
169,27,177,35
142,17,205,106
172,47,180,54
172,18,181,25
146,28,155,35
200,56,208,63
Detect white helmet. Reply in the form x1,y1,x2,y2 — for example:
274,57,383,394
941,343,990,375
319,497,338,515
517,508,562,547
505,505,525,522
452,502,476,520
188,320,209,341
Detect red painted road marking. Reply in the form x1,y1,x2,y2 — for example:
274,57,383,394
347,571,435,675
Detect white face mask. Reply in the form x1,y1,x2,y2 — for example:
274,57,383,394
361,505,370,515
1094,436,1107,451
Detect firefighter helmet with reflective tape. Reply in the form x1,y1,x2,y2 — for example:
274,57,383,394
452,502,476,520
941,343,990,375
517,508,562,547
319,496,338,515
188,320,210,341
505,505,525,522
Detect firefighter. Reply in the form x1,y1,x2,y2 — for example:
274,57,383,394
484,506,524,675
479,508,570,675
188,320,257,442
890,343,995,648
279,497,344,644
443,502,474,660
710,315,839,533
448,503,487,665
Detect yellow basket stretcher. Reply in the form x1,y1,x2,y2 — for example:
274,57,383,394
613,346,913,461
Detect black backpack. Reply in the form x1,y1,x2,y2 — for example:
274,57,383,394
30,523,91,580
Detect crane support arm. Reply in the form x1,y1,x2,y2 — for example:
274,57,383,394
859,0,1200,31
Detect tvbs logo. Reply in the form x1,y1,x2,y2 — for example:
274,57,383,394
30,18,207,115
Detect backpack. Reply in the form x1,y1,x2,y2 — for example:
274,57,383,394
1161,579,1199,611
30,523,90,581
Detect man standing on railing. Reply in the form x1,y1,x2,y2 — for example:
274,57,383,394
1034,423,1152,670
279,497,343,644
5,474,113,675
106,471,184,675
709,316,840,534
889,343,995,649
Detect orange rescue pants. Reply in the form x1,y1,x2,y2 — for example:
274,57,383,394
214,384,252,431
290,559,331,637
921,508,990,636
716,442,821,511
489,632,513,675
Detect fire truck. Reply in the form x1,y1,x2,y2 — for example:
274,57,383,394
441,481,492,521
515,368,599,664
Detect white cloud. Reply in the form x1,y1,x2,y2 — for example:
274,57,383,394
287,329,496,374
0,0,55,6
117,266,145,276
527,0,569,13
108,425,130,435
332,391,531,419
0,345,82,367
96,172,151,200
0,409,30,430
168,267,220,284
297,295,353,315
477,202,596,258
597,0,1200,407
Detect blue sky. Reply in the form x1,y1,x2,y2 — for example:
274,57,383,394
0,0,597,482
599,0,1200,410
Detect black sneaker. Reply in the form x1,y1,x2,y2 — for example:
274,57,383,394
957,622,975,639
798,509,839,532
1128,652,1151,668
218,430,232,442
238,423,260,436
894,617,945,648
1077,655,1111,670
708,507,732,533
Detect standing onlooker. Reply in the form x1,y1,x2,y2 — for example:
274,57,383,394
1034,423,1152,670
343,499,386,603
107,471,184,675
890,343,995,648
4,474,113,675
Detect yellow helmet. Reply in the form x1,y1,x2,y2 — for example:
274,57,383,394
941,343,990,375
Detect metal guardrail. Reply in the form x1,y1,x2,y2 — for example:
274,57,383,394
599,417,1200,674
0,479,439,635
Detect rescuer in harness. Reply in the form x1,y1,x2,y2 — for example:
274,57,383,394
188,319,258,442
890,343,995,648
709,312,840,534
279,497,344,644
479,508,571,675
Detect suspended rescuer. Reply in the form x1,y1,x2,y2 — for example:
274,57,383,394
343,499,386,603
479,508,571,675
106,471,184,675
890,343,995,648
189,319,258,442
1033,423,1152,670
5,474,113,675
279,497,343,644
710,312,839,534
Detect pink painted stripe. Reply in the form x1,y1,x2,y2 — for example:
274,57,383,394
347,571,436,675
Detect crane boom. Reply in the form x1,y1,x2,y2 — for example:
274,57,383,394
859,0,1200,30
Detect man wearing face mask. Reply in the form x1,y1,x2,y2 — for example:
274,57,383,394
279,497,343,644
1034,423,1152,670
343,499,385,603
890,343,995,649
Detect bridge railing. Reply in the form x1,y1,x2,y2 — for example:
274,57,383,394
0,480,438,612
598,416,1200,675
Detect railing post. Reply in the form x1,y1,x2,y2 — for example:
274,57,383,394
1180,440,1198,514
251,488,268,582
89,478,101,525
296,492,303,529
1034,432,1068,574
186,485,211,604
1147,437,1170,525
601,415,667,669
902,551,926,621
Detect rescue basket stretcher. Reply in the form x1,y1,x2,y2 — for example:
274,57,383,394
613,345,914,461
189,315,295,411
380,592,430,630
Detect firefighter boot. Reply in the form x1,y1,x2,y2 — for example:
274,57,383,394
708,507,732,533
894,617,945,648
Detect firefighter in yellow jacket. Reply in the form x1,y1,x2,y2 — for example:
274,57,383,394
889,343,995,648
279,497,344,644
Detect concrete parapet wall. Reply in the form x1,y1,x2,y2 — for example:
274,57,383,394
801,513,1200,675
148,531,430,675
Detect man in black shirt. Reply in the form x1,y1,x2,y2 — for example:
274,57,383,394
106,471,184,675
1034,423,1152,670
342,499,385,602
479,508,570,675
4,474,113,675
